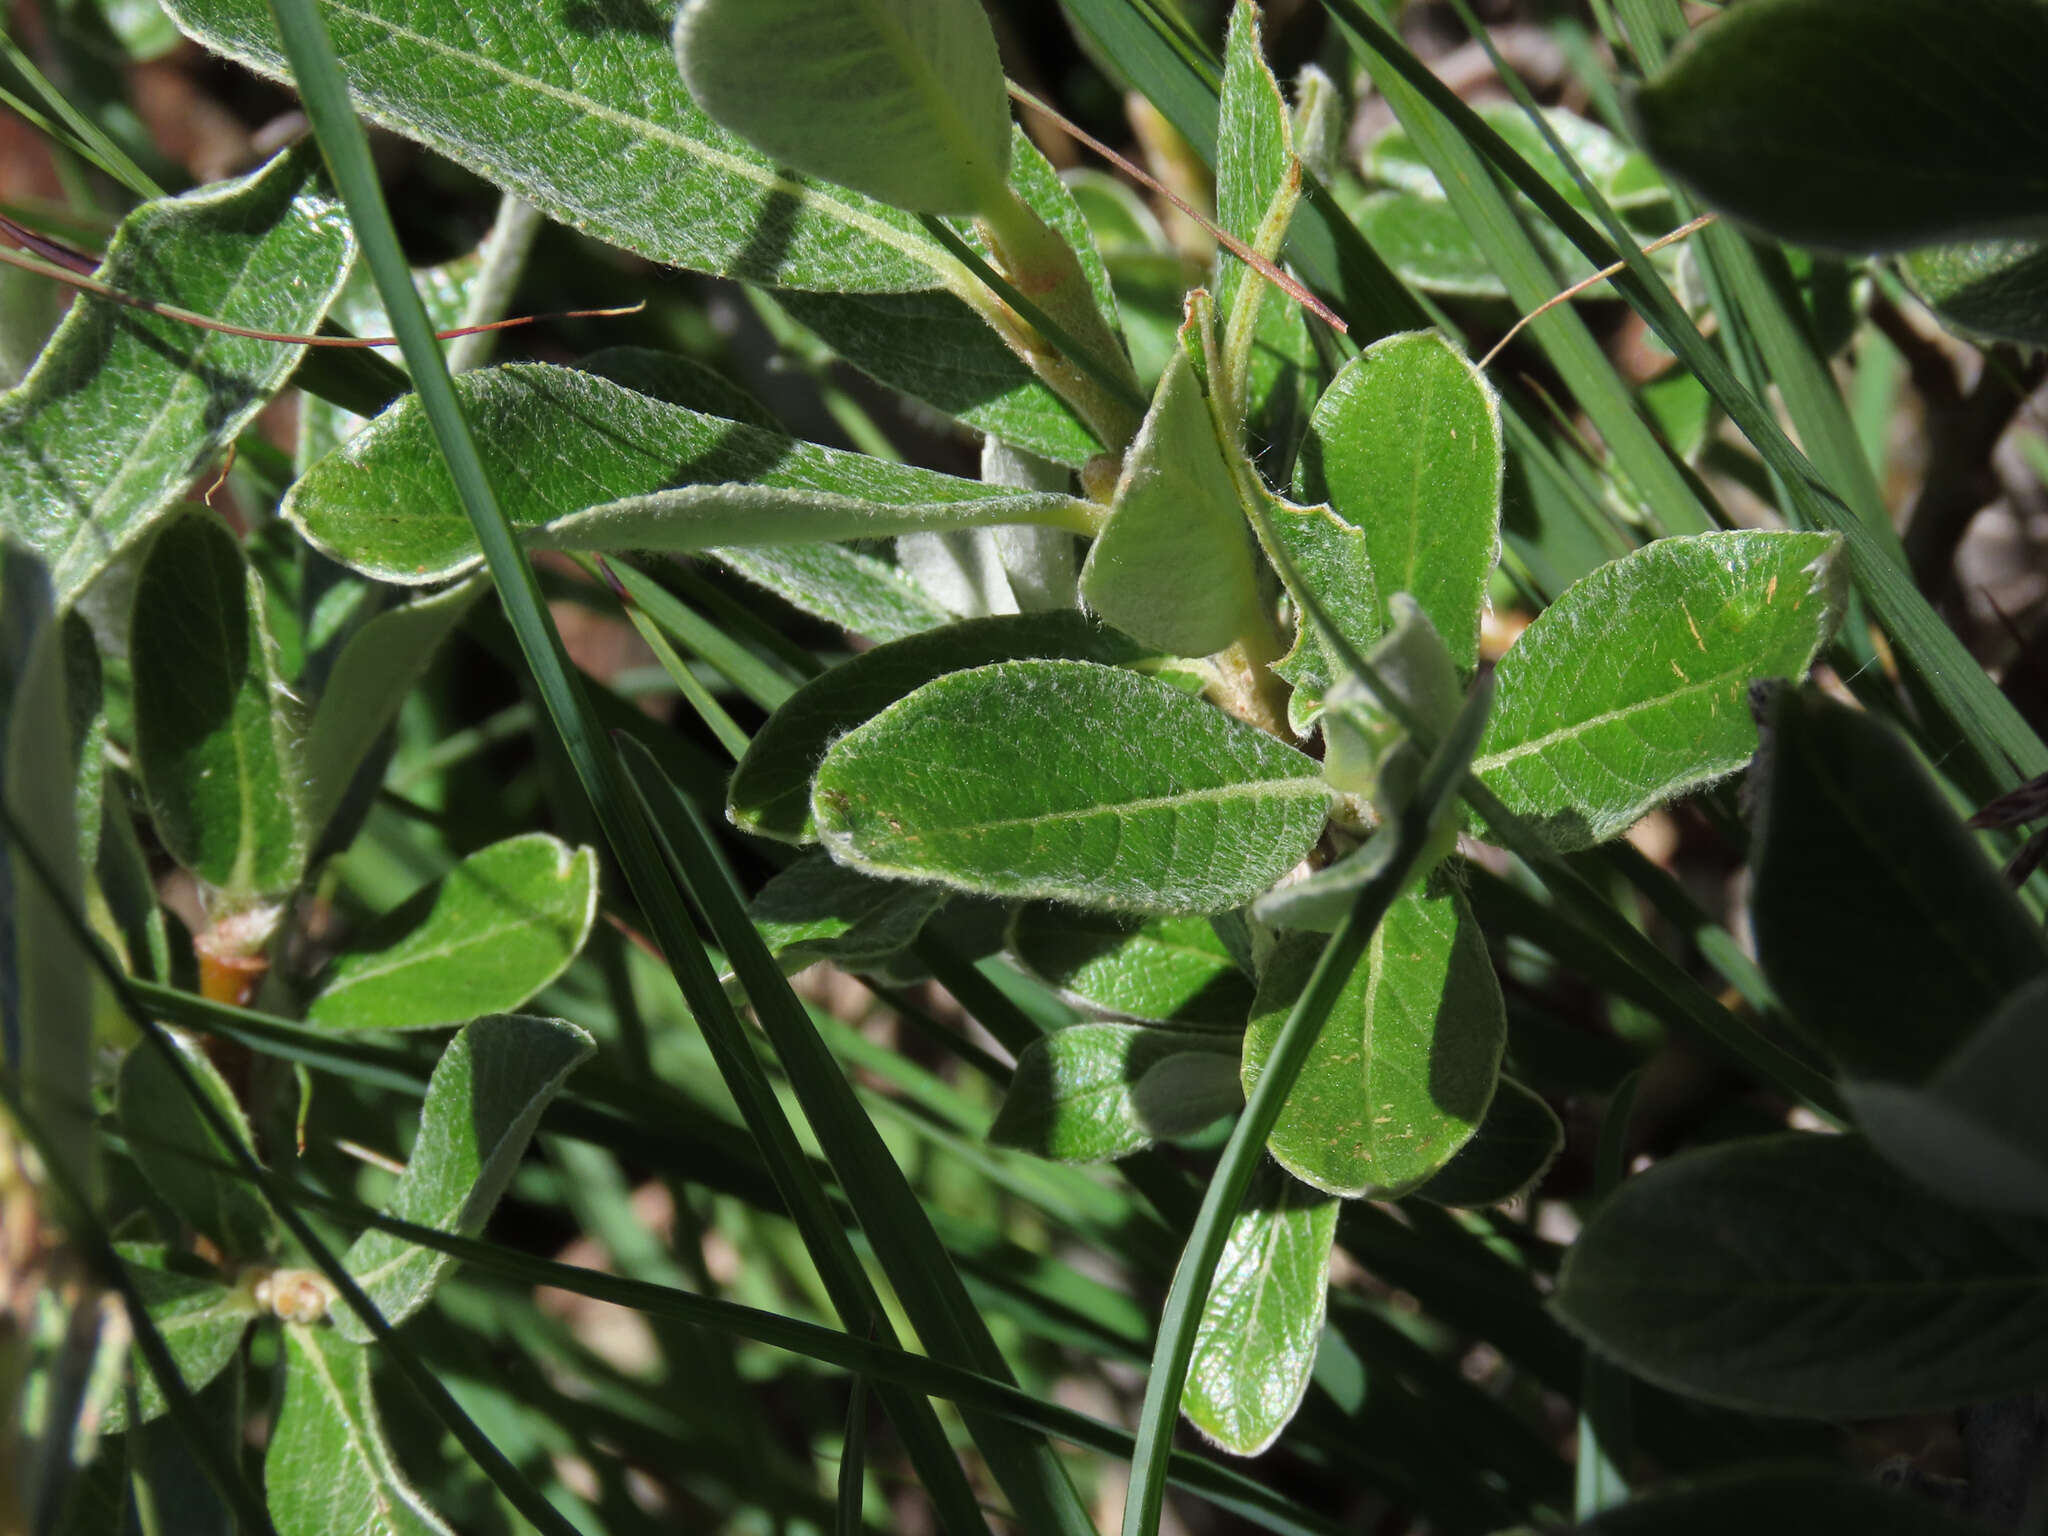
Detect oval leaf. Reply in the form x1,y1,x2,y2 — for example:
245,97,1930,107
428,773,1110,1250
1554,1132,2048,1417
1080,339,1266,658
1903,238,2048,347
748,853,947,973
1414,1076,1562,1208
989,1023,1241,1163
1475,530,1844,850
335,1014,594,1339
117,1033,272,1258
132,514,307,900
675,0,1010,215
1750,688,2048,1082
266,1325,453,1536
1244,884,1504,1198
305,835,598,1031
1293,330,1503,672
1010,907,1255,1027
1579,1468,2000,1536
1629,0,2048,252
1183,1163,1338,1456
813,659,1331,914
286,364,1093,586
0,146,352,606
103,1244,258,1432
729,610,1150,843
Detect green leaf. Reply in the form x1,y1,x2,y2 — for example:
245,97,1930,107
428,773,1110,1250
1009,907,1255,1027
117,1032,272,1257
1902,238,2048,347
748,853,947,973
0,147,351,606
304,835,598,1031
1575,1468,2000,1535
1261,494,1379,735
675,0,1009,215
286,364,1096,586
1629,0,2048,252
266,1324,453,1536
131,513,308,900
1749,688,2048,1083
729,610,1150,843
161,0,963,295
102,1245,257,1432
1413,1076,1562,1208
989,1023,1241,1162
1243,884,1504,1197
1183,1162,1338,1456
302,578,482,835
1,542,93,1194
1474,530,1845,850
1214,0,1293,323
1849,975,2048,1217
334,1014,593,1339
1080,339,1266,658
1349,188,1599,300
1553,1132,2048,1417
1370,103,1667,214
1293,331,1502,672
813,659,1330,914
716,543,952,643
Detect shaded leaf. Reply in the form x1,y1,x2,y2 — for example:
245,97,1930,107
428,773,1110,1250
675,0,1010,215
814,659,1330,914
1578,1468,1998,1535
748,853,946,972
1293,331,1502,672
1750,687,2048,1082
1475,530,1844,850
131,513,307,900
1184,1162,1338,1455
334,1014,594,1339
729,610,1149,843
1903,238,2048,347
266,1324,452,1535
1243,885,1503,1197
1010,907,1255,1027
715,543,951,643
0,146,351,605
1080,338,1266,658
305,835,597,1031
103,1244,256,1432
1629,0,2048,252
286,364,1095,585
989,1023,1241,1162
117,1032,271,1257
1413,1076,1562,1207
1554,1132,2048,1417
1259,494,1379,735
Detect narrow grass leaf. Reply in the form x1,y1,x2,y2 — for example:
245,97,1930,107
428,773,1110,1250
1414,1075,1563,1207
287,364,1095,585
117,1032,272,1257
1475,530,1843,849
990,1024,1241,1162
1183,1163,1338,1456
814,659,1330,914
307,835,596,1032
131,513,308,900
1554,1132,2048,1417
334,1013,593,1338
0,145,351,604
1294,330,1503,671
1750,688,2048,1083
730,610,1150,842
266,1324,453,1536
1009,907,1255,1027
1243,884,1504,1197
101,1246,257,1432
1629,0,2048,252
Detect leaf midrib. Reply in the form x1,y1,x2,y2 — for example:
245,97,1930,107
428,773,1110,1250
854,774,1329,839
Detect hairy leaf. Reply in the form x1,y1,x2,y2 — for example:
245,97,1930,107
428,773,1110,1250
1010,907,1255,1027
103,1245,256,1432
748,853,947,973
989,1023,1241,1162
1413,1076,1562,1207
117,1032,271,1257
814,660,1330,914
